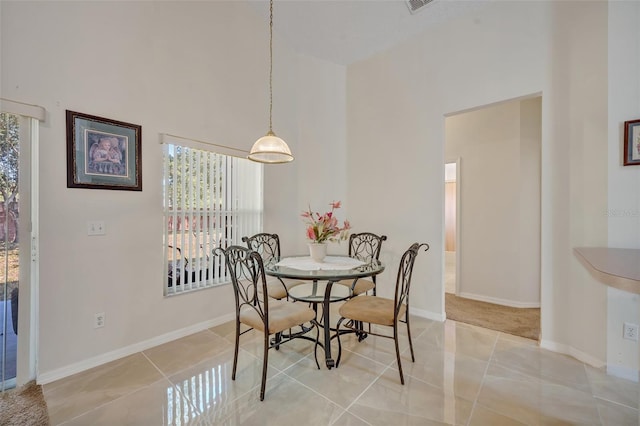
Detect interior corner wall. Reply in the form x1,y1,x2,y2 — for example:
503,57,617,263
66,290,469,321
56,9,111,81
263,54,348,258
445,99,541,308
539,0,608,365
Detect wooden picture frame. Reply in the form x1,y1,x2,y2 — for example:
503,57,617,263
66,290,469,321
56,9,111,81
623,119,640,166
66,110,142,190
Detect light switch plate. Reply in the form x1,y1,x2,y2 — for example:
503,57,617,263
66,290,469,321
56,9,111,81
87,221,105,236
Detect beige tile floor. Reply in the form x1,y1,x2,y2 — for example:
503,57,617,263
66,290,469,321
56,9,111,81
43,317,639,425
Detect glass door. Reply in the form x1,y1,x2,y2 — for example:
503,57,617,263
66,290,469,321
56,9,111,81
1,112,21,390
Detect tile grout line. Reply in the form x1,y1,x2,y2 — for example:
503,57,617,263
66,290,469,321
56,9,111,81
593,394,639,412
277,366,366,425
279,326,409,425
138,350,208,420
51,352,175,426
585,362,607,426
335,322,434,423
138,335,268,422
582,358,639,420
334,320,451,424
464,329,500,426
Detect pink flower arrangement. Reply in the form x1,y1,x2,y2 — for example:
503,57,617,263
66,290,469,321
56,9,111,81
301,201,351,244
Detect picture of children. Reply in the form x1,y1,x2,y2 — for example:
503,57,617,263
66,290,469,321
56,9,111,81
90,137,111,163
106,137,122,165
87,133,127,176
68,110,141,190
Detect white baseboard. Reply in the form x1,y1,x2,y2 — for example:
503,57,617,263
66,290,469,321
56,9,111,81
37,313,235,385
457,292,541,309
411,307,446,322
606,364,640,382
539,338,608,371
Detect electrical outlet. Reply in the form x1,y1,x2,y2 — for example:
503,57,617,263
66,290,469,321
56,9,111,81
94,312,105,328
623,322,638,341
87,221,106,236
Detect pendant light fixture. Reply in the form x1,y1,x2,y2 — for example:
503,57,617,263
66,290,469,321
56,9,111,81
248,0,294,164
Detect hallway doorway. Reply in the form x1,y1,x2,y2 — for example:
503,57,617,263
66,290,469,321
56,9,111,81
443,96,541,341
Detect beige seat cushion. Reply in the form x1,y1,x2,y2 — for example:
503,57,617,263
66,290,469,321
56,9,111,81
264,277,304,300
240,299,315,334
338,295,405,327
336,278,375,295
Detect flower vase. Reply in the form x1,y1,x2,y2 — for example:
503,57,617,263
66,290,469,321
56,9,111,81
309,243,327,263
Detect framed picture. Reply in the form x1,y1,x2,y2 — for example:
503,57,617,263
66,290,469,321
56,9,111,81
623,118,640,166
66,110,142,190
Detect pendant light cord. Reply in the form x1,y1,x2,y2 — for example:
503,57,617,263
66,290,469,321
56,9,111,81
268,0,274,134
248,0,293,163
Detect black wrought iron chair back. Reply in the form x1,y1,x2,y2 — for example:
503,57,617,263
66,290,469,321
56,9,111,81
336,242,429,384
242,233,280,263
242,233,303,300
349,232,387,262
339,232,387,296
217,245,319,400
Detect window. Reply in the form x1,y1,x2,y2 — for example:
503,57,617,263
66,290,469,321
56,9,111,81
163,135,263,295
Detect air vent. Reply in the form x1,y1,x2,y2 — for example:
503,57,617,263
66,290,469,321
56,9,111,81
406,0,435,14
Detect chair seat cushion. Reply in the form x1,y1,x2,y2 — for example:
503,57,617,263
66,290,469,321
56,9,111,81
336,278,375,295
264,277,304,300
240,299,315,334
338,296,405,327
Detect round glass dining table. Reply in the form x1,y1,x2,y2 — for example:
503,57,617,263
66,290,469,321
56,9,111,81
264,255,385,369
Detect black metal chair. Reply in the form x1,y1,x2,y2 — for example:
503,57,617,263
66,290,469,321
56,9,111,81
217,245,319,401
337,232,387,296
242,233,303,300
167,246,210,288
335,242,429,384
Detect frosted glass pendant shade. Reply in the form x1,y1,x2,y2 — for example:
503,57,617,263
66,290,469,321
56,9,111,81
248,131,294,164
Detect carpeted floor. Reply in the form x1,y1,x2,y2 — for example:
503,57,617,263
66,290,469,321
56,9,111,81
445,293,540,340
0,381,50,425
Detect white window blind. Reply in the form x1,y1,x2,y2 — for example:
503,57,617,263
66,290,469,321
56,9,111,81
162,135,263,295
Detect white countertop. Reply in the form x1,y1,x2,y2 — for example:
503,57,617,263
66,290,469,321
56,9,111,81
574,247,640,294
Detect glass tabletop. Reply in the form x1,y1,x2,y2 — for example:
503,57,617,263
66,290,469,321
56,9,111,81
264,255,385,281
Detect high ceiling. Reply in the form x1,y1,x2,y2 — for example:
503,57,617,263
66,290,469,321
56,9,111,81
248,0,492,65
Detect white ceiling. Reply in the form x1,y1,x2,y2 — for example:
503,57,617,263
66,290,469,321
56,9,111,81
248,0,493,65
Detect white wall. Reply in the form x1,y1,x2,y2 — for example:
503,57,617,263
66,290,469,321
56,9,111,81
264,54,348,257
519,98,542,305
347,0,609,366
445,98,541,308
606,0,640,380
1,1,347,381
541,0,608,368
